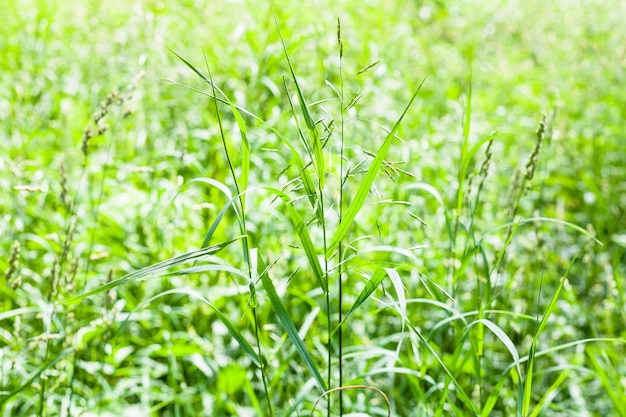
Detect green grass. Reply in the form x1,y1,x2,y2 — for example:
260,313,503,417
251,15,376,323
2,0,626,416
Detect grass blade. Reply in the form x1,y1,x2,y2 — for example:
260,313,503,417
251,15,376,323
265,187,327,294
522,254,577,416
140,288,261,367
60,238,241,305
586,349,626,416
528,369,569,417
481,369,516,417
328,77,426,255
408,322,479,416
386,268,407,332
275,16,325,190
260,264,327,392
333,268,386,336
470,318,522,380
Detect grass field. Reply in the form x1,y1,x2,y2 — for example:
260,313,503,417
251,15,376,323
1,0,625,416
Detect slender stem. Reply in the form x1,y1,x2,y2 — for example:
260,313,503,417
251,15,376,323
337,18,345,416
207,63,273,416
322,196,331,417
65,351,78,416
315,86,330,417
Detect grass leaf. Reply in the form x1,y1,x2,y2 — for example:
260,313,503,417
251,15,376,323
138,288,261,367
60,238,241,305
260,263,327,392
522,254,577,416
328,77,426,255
275,15,325,190
408,322,479,416
333,268,387,336
264,187,327,294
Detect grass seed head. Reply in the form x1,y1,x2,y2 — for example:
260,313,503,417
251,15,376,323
5,240,21,282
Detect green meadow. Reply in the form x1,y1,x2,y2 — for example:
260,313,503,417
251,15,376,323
1,0,625,415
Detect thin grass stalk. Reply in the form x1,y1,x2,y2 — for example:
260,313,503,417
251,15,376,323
465,138,494,407
336,17,345,416
449,77,474,299
281,72,333,409
274,15,325,192
205,62,273,415
319,130,331,417
272,19,335,413
521,251,578,416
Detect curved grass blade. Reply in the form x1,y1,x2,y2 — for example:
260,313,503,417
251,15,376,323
260,265,327,392
484,217,603,246
522,253,576,417
328,77,426,255
332,268,387,337
265,187,327,294
60,238,241,305
275,15,325,190
469,318,522,380
385,268,407,331
139,288,261,367
0,347,74,406
408,322,479,416
483,337,626,417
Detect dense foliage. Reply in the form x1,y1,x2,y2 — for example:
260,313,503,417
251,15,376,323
1,0,625,416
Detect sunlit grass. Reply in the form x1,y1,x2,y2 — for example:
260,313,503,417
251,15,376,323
1,0,625,416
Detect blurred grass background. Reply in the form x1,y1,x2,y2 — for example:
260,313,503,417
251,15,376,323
1,0,625,416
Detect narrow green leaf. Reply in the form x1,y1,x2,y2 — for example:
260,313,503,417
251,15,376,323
260,268,327,391
264,187,327,293
587,350,626,416
60,238,240,305
275,15,325,189
528,369,569,417
328,78,426,255
282,80,322,221
404,182,445,207
0,347,74,406
408,322,479,416
484,217,603,246
199,191,241,249
141,288,261,367
471,319,522,380
336,268,386,334
385,268,407,330
460,134,497,178
481,370,515,417
171,264,249,282
522,255,576,416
